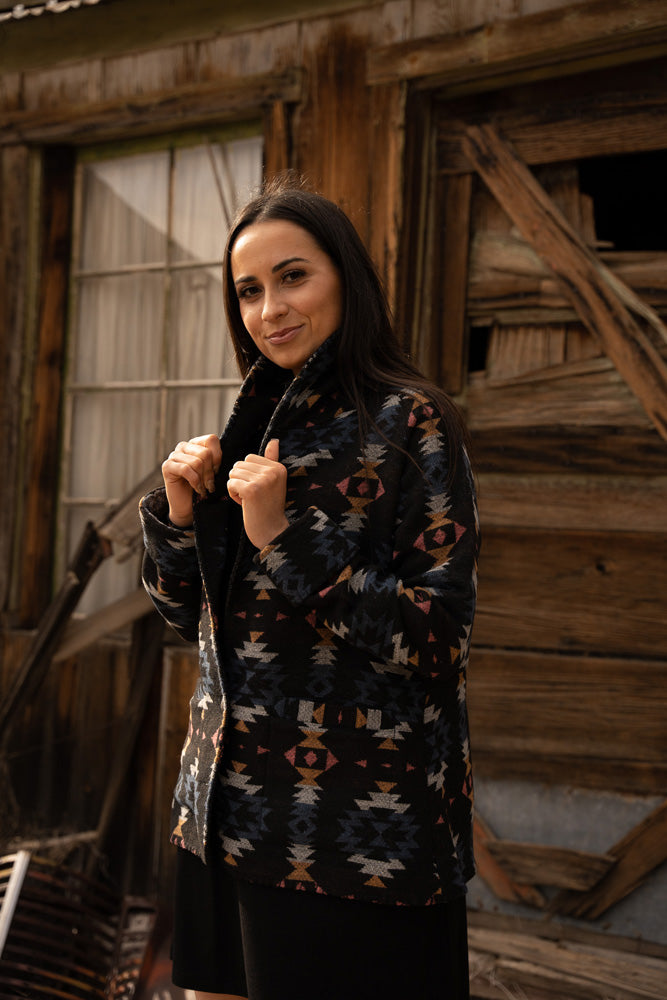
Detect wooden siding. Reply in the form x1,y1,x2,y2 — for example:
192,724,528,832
0,0,666,959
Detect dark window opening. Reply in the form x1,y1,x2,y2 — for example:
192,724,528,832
468,325,491,374
579,149,667,252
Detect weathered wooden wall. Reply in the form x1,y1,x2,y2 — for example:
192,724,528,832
1,0,666,974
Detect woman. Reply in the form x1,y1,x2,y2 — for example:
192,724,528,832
140,181,479,1000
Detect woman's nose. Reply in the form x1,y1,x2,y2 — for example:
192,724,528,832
262,289,288,321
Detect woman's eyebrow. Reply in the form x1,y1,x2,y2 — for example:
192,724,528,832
234,256,310,286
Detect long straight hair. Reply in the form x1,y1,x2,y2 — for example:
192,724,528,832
222,179,470,465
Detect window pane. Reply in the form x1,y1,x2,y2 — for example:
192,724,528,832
165,386,237,447
167,267,236,381
74,273,165,383
80,152,169,269
171,136,263,263
69,390,161,500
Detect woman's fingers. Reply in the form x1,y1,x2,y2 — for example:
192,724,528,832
226,441,288,549
162,433,222,526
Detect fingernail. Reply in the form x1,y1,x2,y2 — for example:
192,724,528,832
206,479,215,493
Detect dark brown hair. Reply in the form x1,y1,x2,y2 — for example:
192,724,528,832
223,178,470,464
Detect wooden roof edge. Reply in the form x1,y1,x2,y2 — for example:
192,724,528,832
0,66,304,147
367,0,667,88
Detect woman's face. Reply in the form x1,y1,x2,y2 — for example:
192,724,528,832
230,219,343,375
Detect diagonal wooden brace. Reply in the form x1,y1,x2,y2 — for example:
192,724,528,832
463,123,667,442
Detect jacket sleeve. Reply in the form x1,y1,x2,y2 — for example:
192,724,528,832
256,399,479,680
139,487,201,643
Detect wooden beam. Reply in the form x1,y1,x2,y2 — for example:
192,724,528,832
485,840,616,891
368,0,667,90
462,123,667,442
0,145,29,615
473,814,546,909
368,80,405,312
17,145,74,627
468,925,667,1000
0,69,303,147
439,172,472,394
53,588,154,663
552,800,667,920
263,100,290,181
0,0,381,74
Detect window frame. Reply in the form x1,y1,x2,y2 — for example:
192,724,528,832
55,122,264,613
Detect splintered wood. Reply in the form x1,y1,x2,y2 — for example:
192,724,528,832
468,924,667,1000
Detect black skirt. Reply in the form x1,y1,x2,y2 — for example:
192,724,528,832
172,847,470,1000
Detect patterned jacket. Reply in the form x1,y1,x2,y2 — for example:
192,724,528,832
140,333,479,906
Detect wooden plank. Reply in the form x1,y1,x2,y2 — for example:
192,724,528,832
0,145,29,615
477,474,667,533
468,649,667,792
96,465,164,554
17,146,75,628
154,646,200,894
368,0,667,88
470,425,667,477
0,69,303,147
462,123,667,442
368,80,405,312
53,588,154,663
474,814,546,908
263,100,290,181
294,17,374,235
93,612,164,864
0,0,370,73
467,360,652,430
468,926,667,999
395,89,433,368
439,104,667,173
23,59,103,112
439,172,473,394
485,840,616,891
474,529,667,658
552,800,667,920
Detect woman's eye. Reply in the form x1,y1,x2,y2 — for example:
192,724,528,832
282,269,306,284
238,284,260,300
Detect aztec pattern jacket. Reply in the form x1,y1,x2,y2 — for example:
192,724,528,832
140,333,480,906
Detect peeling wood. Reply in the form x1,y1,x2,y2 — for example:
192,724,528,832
368,0,667,90
462,123,667,441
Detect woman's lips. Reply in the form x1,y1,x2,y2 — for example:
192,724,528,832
267,326,301,345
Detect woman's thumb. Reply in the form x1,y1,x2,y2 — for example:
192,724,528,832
264,438,280,462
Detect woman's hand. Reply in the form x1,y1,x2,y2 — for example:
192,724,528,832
227,439,289,549
162,434,222,527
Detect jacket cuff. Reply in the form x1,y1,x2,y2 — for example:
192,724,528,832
139,487,197,571
256,506,358,605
